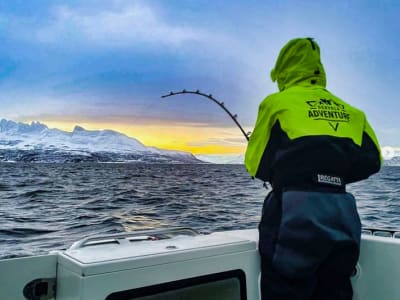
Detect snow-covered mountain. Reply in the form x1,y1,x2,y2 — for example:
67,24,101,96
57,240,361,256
0,119,201,163
1,119,397,165
195,154,244,164
381,146,400,166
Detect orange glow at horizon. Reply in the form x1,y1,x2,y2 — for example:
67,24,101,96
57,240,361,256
39,120,247,155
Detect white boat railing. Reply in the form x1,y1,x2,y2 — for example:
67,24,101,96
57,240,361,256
69,227,198,249
362,227,400,238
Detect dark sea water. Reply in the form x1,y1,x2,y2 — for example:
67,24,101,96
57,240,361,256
0,163,398,259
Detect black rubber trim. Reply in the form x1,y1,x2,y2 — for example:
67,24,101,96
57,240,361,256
106,269,247,300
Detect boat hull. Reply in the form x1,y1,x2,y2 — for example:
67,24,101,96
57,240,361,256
1,229,399,299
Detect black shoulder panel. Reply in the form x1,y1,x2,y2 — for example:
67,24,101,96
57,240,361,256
254,122,381,186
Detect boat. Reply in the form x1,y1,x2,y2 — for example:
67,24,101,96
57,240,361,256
0,226,399,299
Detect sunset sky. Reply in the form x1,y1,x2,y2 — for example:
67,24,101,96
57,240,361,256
0,0,399,154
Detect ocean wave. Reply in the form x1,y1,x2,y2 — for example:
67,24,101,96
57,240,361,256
0,163,397,259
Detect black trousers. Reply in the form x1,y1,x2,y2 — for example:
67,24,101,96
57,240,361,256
259,190,361,300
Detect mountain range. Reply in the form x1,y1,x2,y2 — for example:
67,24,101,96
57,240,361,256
0,119,201,163
0,119,397,165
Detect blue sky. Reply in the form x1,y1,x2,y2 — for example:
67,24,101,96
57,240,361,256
0,0,399,153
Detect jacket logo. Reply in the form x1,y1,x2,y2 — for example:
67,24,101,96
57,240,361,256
316,174,343,186
307,98,350,132
328,122,339,131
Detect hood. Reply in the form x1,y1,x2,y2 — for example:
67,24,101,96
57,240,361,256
270,38,326,91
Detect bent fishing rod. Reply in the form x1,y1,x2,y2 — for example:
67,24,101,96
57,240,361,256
161,89,250,141
161,90,270,187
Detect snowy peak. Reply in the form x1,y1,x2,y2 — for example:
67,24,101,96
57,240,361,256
73,125,85,132
68,125,148,152
0,119,48,134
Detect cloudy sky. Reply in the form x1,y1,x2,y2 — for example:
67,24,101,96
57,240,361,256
0,0,399,154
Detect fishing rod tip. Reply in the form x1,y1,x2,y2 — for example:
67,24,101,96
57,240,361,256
160,91,174,98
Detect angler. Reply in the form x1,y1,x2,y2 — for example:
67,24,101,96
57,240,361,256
245,37,381,300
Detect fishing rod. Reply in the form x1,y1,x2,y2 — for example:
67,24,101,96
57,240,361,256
161,89,269,188
161,89,250,141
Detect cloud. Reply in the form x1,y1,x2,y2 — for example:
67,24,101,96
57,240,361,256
33,2,208,48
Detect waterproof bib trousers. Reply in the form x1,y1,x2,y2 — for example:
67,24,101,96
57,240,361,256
259,189,361,300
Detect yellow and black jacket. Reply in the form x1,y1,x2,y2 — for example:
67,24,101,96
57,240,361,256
245,38,381,189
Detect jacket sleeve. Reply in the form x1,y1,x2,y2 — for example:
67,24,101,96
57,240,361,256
244,96,279,179
346,117,382,183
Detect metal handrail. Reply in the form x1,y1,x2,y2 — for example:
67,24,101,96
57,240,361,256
362,227,400,238
68,226,400,250
69,227,199,250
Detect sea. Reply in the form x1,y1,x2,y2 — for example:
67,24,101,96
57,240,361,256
0,163,399,259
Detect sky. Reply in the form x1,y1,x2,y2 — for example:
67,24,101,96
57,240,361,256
0,0,399,154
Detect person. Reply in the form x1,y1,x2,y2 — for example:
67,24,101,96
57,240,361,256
245,38,381,300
